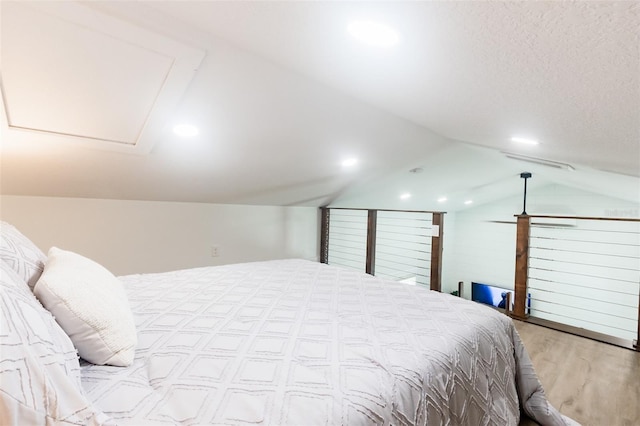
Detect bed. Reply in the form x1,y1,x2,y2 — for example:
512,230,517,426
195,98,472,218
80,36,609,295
0,222,577,425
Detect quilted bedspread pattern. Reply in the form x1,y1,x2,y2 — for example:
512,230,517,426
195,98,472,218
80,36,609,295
80,259,573,425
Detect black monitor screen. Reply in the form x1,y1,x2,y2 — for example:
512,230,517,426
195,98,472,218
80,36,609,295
471,282,530,313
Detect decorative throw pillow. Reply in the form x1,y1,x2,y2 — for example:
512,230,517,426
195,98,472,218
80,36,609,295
34,247,137,367
0,221,47,291
0,260,110,425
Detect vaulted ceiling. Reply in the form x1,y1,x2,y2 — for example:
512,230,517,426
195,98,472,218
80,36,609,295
1,1,638,210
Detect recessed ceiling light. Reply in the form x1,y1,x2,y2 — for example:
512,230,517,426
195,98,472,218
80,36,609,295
511,136,539,146
400,192,412,200
342,158,358,167
437,197,447,203
173,124,199,137
348,20,399,47
464,200,473,205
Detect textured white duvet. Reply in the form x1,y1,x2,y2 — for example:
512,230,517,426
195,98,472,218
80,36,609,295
81,259,576,425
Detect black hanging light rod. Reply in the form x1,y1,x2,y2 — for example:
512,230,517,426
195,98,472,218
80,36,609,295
520,172,532,215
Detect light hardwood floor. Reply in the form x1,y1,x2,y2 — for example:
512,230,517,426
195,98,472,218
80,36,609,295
514,320,640,426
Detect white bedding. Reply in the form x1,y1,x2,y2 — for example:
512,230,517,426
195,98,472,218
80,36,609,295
80,259,574,425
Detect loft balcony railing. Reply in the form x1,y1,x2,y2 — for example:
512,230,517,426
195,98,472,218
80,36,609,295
512,214,640,351
319,208,445,291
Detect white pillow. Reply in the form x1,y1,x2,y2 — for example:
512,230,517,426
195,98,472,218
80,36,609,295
0,260,110,424
0,221,47,290
34,247,137,367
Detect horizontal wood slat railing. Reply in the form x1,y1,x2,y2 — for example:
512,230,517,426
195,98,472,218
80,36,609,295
320,207,445,291
513,214,640,351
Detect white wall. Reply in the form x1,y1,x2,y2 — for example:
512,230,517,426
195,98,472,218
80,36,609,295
448,183,640,295
0,196,319,276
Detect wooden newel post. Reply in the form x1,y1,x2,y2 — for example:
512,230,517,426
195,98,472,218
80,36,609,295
430,213,444,292
513,215,530,319
636,275,640,350
635,300,639,351
320,207,329,264
365,210,377,275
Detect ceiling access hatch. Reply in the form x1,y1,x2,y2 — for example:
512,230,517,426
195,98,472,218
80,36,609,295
0,2,205,154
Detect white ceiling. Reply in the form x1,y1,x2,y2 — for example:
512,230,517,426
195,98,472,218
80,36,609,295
1,1,638,211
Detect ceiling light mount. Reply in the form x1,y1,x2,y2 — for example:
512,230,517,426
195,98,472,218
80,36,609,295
341,158,358,167
520,172,532,215
511,137,539,146
173,124,199,138
348,20,399,47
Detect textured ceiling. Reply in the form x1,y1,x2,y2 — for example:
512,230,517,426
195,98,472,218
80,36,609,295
149,1,639,176
0,1,638,210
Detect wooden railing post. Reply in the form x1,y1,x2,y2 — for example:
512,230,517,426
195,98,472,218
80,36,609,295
635,298,639,351
513,215,530,319
636,266,640,351
365,210,377,275
430,213,444,292
319,207,329,264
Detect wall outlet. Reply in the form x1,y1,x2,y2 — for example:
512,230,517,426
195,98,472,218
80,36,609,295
210,246,220,257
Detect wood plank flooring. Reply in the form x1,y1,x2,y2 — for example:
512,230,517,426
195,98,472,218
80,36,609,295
514,320,640,426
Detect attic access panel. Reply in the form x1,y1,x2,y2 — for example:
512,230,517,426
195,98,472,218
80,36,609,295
0,2,205,154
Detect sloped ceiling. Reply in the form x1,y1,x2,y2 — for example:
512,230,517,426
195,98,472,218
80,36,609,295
330,143,640,211
0,1,638,211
